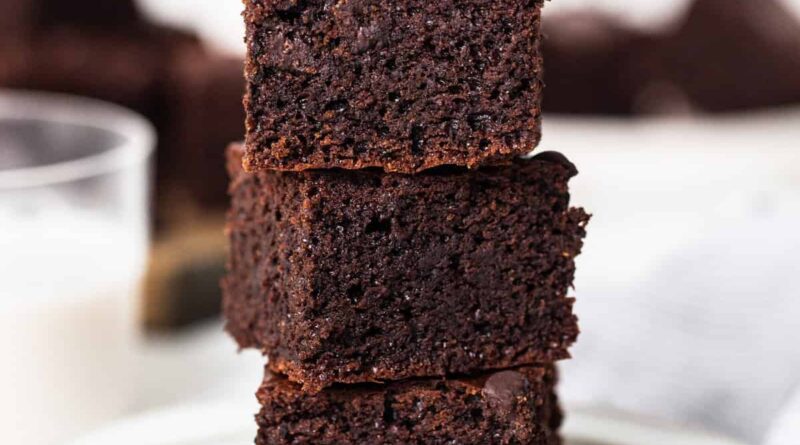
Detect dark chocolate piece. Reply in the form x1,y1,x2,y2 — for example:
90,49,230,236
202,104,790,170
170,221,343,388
144,217,227,330
531,151,578,177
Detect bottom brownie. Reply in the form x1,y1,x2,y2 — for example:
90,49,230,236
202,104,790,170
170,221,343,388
257,366,561,445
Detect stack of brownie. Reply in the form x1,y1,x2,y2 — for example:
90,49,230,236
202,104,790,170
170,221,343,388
223,1,589,443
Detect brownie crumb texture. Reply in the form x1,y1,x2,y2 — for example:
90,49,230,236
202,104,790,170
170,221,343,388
243,0,545,173
256,366,562,445
223,144,588,391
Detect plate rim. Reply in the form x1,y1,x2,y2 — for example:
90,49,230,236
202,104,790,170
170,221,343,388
72,401,747,445
564,406,747,445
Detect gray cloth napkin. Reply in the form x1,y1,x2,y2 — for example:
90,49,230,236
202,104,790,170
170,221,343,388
562,193,800,445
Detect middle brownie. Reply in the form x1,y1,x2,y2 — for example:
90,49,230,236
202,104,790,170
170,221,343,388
224,144,588,391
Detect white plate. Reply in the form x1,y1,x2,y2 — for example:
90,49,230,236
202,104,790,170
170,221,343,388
72,402,746,445
564,407,745,445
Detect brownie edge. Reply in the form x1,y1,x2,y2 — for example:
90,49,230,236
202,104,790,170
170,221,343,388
256,366,562,445
224,143,588,391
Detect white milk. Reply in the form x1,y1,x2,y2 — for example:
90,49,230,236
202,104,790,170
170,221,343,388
0,208,146,444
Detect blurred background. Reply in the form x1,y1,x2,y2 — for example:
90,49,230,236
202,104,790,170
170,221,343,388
1,0,799,444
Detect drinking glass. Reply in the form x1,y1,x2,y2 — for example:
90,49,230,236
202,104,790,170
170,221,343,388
0,90,155,444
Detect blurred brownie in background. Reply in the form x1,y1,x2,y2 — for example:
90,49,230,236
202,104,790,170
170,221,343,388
139,46,244,329
0,0,29,80
144,217,227,330
542,11,652,115
0,0,27,40
0,0,243,218
663,0,800,112
0,0,140,43
161,52,245,211
5,26,196,119
543,0,800,115
542,11,689,116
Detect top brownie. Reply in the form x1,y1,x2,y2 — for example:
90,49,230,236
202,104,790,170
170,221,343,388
243,0,545,173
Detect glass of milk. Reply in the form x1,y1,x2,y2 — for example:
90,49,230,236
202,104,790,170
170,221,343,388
0,90,155,444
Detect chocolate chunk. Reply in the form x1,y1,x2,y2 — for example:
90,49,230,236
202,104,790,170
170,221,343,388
484,370,531,412
532,151,579,177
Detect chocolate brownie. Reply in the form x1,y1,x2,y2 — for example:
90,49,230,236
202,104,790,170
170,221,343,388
11,29,159,113
34,0,141,29
542,11,687,115
3,24,200,121
257,366,562,445
0,0,27,40
0,0,140,41
243,0,545,173
162,52,245,209
663,0,800,112
224,144,588,390
144,217,227,330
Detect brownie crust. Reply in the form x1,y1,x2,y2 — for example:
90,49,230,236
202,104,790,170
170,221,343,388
0,0,28,42
257,366,562,445
243,0,545,173
224,144,588,391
